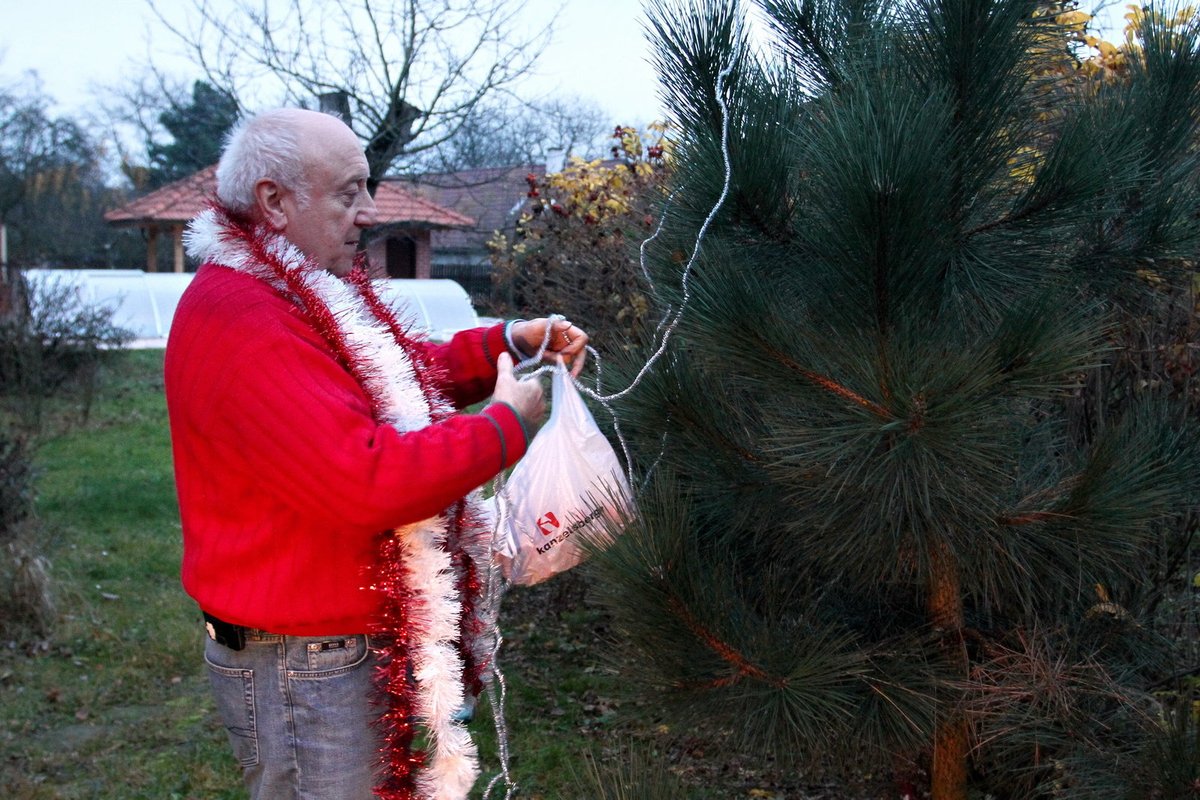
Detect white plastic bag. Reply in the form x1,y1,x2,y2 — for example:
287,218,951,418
496,363,631,585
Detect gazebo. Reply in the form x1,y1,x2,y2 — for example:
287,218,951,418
104,165,474,277
104,167,217,274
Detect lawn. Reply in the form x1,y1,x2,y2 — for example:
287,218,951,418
1,349,805,800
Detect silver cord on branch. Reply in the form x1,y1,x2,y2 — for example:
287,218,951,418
481,20,743,790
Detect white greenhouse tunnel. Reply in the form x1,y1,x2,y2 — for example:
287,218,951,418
21,270,485,346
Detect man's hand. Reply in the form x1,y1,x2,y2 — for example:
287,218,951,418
511,318,590,376
492,352,546,425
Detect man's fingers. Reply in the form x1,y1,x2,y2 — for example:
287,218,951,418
496,351,513,376
570,347,588,377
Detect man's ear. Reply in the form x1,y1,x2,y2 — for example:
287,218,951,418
254,179,289,230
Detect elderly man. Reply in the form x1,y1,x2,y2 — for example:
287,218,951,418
164,108,587,800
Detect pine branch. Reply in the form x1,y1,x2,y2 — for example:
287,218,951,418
755,334,892,418
667,594,788,689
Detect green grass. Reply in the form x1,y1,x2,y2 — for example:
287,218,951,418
0,350,707,800
1,350,237,799
6,346,1190,799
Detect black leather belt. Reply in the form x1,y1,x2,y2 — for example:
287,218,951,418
203,611,247,651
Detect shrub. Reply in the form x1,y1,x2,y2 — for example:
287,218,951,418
0,269,130,640
488,124,670,353
0,430,53,639
0,270,132,429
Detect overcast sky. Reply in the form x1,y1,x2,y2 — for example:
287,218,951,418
1,0,1131,130
0,0,668,126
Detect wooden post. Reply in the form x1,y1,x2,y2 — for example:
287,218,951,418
0,221,10,314
172,224,185,273
146,225,159,273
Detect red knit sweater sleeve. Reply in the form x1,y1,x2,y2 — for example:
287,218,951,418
167,267,528,537
417,325,512,409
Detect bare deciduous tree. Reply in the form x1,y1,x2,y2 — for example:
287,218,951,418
413,93,612,173
0,74,134,276
147,0,555,188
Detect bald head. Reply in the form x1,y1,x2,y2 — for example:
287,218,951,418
216,108,358,217
216,108,377,275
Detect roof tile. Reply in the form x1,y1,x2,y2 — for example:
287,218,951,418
104,165,473,229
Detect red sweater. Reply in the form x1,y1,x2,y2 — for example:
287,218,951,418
165,264,529,635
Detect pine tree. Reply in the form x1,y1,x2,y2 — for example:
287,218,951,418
147,81,239,188
593,1,1200,797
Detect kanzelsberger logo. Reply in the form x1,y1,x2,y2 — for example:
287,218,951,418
536,511,561,537
534,505,604,555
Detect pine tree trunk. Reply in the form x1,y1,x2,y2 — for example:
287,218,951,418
931,717,969,800
927,540,968,800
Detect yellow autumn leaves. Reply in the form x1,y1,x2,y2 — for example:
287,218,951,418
1056,3,1199,80
533,122,669,227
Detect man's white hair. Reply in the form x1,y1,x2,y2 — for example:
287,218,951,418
215,109,311,214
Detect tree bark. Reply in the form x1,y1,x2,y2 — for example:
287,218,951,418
928,540,968,800
931,716,969,800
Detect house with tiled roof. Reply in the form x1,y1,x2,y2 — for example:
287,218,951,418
104,165,474,277
392,163,551,298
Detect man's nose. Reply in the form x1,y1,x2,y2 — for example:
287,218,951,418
357,193,378,227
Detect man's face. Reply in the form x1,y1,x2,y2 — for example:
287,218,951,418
278,118,377,276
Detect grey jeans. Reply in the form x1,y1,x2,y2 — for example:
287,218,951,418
204,629,382,800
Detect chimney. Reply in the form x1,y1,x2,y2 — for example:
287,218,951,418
545,147,566,175
319,91,352,125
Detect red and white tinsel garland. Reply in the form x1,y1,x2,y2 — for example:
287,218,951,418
185,207,495,800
